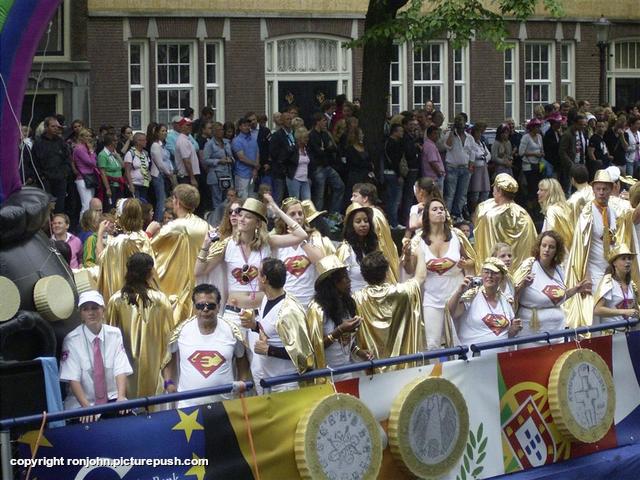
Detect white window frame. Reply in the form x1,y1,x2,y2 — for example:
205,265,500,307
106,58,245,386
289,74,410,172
204,40,225,122
608,39,640,106
128,41,149,131
155,41,198,125
523,42,555,121
34,0,70,62
453,45,470,118
389,43,407,115
504,43,520,125
560,41,575,100
264,35,352,126
412,41,448,118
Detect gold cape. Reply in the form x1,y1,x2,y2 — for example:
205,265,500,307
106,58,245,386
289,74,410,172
473,199,537,274
610,196,632,219
306,300,329,371
615,209,640,287
151,214,211,326
106,289,174,399
310,230,336,256
372,207,400,282
563,202,597,328
97,231,156,302
593,273,639,308
353,279,424,370
271,294,316,374
544,203,574,254
567,186,594,227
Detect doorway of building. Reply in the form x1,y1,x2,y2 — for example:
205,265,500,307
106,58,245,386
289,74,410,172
278,81,337,128
21,94,59,131
615,78,640,110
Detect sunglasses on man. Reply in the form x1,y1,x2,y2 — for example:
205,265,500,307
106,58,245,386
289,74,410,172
195,302,218,311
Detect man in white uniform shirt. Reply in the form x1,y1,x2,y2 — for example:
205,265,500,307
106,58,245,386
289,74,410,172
162,284,249,408
59,291,132,422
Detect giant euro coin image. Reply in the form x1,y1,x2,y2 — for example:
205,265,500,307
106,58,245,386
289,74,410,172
548,349,615,443
388,377,469,478
295,393,382,480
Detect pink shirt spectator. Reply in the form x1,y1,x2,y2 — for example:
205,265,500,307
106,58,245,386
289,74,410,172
72,144,97,180
52,232,83,269
421,137,444,179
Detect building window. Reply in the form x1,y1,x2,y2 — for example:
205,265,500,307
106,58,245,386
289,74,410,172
524,43,554,121
614,41,640,70
413,42,445,112
205,41,224,121
560,42,575,100
389,44,406,115
453,46,469,117
504,44,519,123
128,42,148,131
156,42,197,125
34,0,70,60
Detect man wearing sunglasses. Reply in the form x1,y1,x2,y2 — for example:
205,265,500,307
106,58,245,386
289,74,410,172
162,284,249,408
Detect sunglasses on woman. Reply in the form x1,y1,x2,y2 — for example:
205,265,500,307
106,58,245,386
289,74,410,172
241,264,251,284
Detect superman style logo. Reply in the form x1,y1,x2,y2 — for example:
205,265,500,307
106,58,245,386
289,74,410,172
284,255,311,278
482,314,510,336
426,257,456,275
231,265,259,285
542,285,565,305
615,299,633,310
188,350,226,378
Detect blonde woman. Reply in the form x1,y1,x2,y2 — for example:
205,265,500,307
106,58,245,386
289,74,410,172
537,178,573,253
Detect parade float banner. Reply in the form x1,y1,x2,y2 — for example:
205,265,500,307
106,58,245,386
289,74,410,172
16,332,640,479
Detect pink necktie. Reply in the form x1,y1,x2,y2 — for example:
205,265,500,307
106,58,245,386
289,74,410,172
93,337,107,404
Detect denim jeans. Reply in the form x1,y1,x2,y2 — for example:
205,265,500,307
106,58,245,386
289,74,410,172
151,174,166,222
285,178,311,201
384,173,403,227
134,185,148,202
444,165,471,217
311,166,345,213
271,176,286,205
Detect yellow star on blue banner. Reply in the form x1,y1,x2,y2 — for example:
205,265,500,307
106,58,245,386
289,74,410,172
17,431,53,456
185,452,206,480
172,408,204,443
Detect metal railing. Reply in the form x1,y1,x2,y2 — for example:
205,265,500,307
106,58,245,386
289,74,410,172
1,318,636,480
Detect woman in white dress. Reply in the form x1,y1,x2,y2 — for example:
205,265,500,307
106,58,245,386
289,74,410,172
448,257,522,350
513,231,591,345
336,203,386,293
594,243,640,326
406,198,473,350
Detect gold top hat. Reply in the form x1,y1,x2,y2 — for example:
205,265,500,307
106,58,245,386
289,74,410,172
592,169,614,184
629,182,640,208
315,255,347,287
492,173,518,193
239,198,268,223
345,202,372,220
620,175,638,187
607,243,636,263
301,199,327,223
481,257,508,275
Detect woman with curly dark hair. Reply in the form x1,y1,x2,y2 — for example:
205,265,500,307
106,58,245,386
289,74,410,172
106,252,173,400
306,256,373,375
336,203,379,293
513,231,591,344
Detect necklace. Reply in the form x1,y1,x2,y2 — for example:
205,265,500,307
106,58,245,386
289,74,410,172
538,260,565,288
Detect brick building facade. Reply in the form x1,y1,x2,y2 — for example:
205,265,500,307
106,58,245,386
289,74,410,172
26,0,640,131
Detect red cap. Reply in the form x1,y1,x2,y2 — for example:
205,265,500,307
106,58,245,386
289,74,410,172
177,117,193,127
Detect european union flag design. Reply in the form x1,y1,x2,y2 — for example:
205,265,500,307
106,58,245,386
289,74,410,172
16,407,207,480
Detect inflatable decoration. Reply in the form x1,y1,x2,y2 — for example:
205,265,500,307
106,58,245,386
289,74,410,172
0,1,77,361
548,349,615,443
295,393,383,480
388,376,469,478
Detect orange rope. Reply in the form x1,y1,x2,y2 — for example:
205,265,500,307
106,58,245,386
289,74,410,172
239,394,261,480
25,411,47,480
